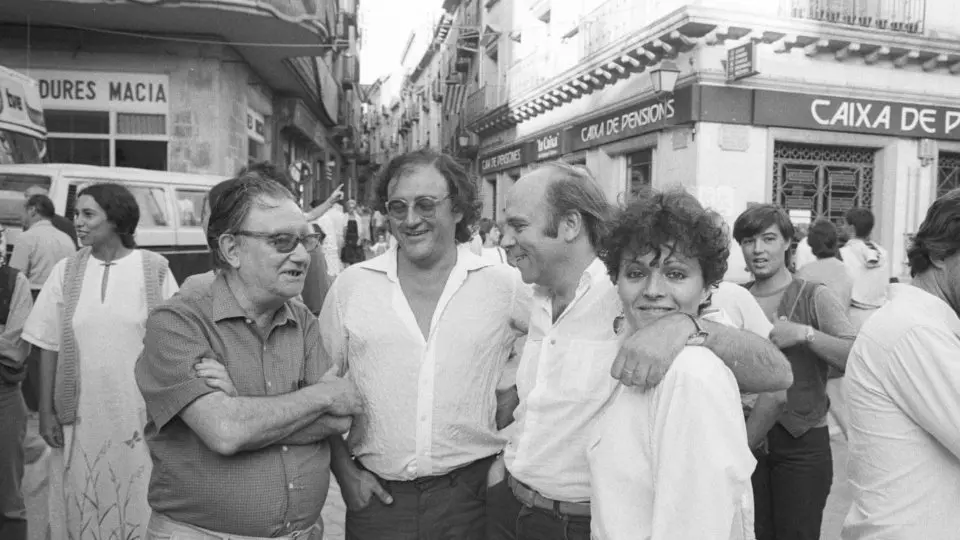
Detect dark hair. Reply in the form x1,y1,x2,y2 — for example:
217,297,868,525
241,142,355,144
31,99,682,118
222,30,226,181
907,188,960,277
202,178,240,226
206,172,296,270
478,217,497,243
237,161,293,192
25,194,56,219
732,204,796,244
77,183,140,248
601,188,729,291
375,149,481,244
538,161,613,248
845,207,875,238
807,219,839,259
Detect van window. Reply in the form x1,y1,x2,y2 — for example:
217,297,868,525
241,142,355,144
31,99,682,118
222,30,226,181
0,173,53,226
127,186,170,228
175,189,206,227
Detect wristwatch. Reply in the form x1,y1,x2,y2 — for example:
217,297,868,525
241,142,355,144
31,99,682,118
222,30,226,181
681,312,710,347
804,325,816,343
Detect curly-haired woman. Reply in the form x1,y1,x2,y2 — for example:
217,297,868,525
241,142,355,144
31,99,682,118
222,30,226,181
587,188,756,540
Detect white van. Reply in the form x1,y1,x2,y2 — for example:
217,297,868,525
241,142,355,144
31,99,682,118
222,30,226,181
0,163,227,283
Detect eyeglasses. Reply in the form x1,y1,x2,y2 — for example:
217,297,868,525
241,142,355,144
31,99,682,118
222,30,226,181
385,195,451,220
233,231,322,253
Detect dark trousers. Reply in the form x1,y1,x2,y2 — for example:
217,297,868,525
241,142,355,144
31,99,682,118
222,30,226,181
0,385,27,540
19,290,42,413
486,477,590,540
752,424,833,540
345,456,493,540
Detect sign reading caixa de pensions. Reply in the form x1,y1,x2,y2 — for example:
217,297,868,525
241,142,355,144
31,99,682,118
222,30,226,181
566,86,694,152
480,144,524,174
29,69,170,114
754,91,960,141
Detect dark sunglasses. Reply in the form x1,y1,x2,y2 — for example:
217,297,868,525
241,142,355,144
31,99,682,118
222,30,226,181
385,195,451,220
233,231,322,253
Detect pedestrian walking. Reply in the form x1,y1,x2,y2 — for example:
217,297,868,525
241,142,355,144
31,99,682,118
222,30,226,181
22,183,179,540
135,172,361,540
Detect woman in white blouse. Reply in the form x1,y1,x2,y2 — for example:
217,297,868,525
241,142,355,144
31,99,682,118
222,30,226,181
588,189,757,540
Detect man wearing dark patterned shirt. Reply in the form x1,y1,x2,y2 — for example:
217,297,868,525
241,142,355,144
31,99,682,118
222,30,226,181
135,173,361,539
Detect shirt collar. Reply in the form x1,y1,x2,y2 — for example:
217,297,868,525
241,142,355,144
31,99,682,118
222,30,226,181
30,220,54,230
210,272,298,327
534,257,609,299
355,243,494,283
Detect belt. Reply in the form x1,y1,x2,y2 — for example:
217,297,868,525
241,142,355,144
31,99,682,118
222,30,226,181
507,474,591,518
147,512,322,540
356,454,496,492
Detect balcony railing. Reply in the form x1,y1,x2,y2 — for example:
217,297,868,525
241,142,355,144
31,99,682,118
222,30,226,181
507,50,556,100
783,0,926,34
579,0,654,60
341,55,359,89
465,84,506,125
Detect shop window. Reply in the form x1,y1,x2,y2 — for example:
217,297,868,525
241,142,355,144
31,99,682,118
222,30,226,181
627,149,652,200
772,142,874,226
45,110,169,170
126,185,170,228
937,153,960,198
175,189,207,227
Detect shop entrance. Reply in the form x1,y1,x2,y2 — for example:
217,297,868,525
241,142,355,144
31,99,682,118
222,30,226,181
937,152,960,198
772,142,875,226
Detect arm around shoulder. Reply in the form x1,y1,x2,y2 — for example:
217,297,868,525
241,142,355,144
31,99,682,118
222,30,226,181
700,319,793,393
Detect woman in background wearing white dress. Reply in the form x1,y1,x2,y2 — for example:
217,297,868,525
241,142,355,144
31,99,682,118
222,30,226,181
23,183,178,540
587,189,756,540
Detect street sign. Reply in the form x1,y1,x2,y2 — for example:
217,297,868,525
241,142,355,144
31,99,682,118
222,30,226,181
726,42,760,83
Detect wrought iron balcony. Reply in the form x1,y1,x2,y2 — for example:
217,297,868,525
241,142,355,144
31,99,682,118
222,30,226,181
578,0,654,60
341,55,360,89
464,84,506,125
507,50,556,101
782,0,926,34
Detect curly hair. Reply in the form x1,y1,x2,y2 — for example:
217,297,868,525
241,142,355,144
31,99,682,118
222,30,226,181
375,149,481,244
600,188,729,289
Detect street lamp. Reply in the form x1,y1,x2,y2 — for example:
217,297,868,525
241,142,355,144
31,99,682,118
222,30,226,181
649,61,681,95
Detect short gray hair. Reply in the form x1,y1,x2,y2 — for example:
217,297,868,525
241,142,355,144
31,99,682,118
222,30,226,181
206,173,295,270
538,161,614,248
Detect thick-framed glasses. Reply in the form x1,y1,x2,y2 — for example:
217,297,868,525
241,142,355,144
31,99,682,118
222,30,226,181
233,231,322,253
385,195,451,220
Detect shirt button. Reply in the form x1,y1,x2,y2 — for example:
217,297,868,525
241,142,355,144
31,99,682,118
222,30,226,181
282,446,288,452
266,381,272,388
420,415,427,421
549,339,556,345
245,318,252,324
288,483,294,489
285,522,292,529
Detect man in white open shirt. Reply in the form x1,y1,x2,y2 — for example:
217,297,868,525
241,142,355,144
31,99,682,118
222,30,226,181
842,188,960,540
320,150,531,540
489,162,793,540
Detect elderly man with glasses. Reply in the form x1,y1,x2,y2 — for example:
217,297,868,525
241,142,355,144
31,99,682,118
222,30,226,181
319,149,532,540
135,172,362,540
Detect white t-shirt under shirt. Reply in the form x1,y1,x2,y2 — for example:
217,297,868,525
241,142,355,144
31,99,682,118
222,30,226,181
587,345,756,540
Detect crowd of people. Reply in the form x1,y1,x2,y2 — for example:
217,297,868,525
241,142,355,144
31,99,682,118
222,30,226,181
0,149,957,540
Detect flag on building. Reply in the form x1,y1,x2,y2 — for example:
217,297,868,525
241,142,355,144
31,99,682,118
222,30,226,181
443,78,467,116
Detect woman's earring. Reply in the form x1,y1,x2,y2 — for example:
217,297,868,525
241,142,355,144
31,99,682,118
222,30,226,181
613,314,625,335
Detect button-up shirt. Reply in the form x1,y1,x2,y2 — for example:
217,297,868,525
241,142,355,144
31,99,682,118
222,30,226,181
319,245,530,480
9,219,76,290
504,258,621,503
842,284,960,540
135,273,331,537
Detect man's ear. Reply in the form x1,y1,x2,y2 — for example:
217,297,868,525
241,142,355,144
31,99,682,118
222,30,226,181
218,234,242,269
558,210,583,243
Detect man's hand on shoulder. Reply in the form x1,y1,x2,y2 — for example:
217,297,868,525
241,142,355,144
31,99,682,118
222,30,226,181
612,312,695,389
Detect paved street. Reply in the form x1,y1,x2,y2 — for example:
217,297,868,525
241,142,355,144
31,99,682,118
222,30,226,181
320,430,854,540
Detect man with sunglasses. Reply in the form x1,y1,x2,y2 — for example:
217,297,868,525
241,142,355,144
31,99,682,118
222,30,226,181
319,149,531,540
136,173,361,540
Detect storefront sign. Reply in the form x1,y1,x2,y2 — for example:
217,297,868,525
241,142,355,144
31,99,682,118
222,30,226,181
29,69,169,114
247,109,266,144
529,130,563,161
566,86,694,152
0,68,46,138
479,144,525,174
754,91,960,141
726,42,759,82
